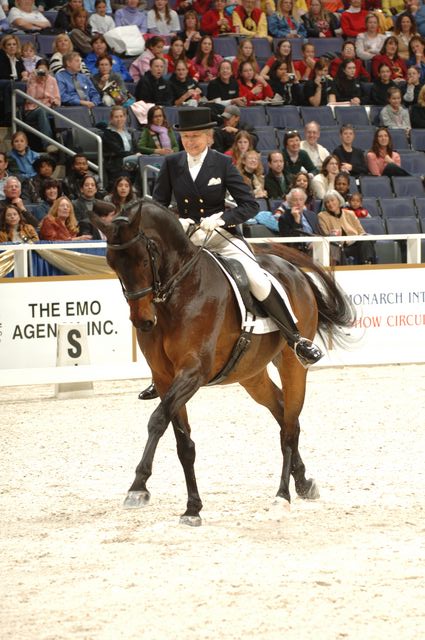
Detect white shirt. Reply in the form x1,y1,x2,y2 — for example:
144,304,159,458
187,146,208,182
7,6,50,27
300,141,329,170
147,8,180,35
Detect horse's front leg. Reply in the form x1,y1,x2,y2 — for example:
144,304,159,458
172,409,203,527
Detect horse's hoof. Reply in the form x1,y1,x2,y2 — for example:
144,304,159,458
298,479,320,500
179,514,202,527
123,490,150,509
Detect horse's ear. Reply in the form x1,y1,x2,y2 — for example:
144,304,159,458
122,200,143,228
89,212,115,241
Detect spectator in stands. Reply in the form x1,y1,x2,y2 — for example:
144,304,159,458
317,190,375,265
104,175,138,214
37,178,62,218
147,0,180,36
366,126,410,176
237,149,268,198
101,105,141,185
164,36,195,77
233,0,268,39
57,52,101,107
0,152,10,200
340,0,368,38
212,105,259,153
329,40,370,80
356,13,386,62
334,171,351,205
237,61,274,105
371,36,408,82
21,41,41,75
192,35,223,82
174,0,211,14
268,0,306,39
268,60,299,104
207,60,244,106
225,129,255,164
300,122,330,171
290,171,315,210
39,196,92,240
410,83,425,127
24,59,60,152
382,0,404,17
114,0,146,32
394,13,418,60
403,64,421,105
407,34,425,82
311,154,341,199
370,62,396,105
283,130,318,181
84,0,112,12
277,188,315,252
55,0,84,32
170,60,202,106
302,0,339,38
89,0,116,34
231,38,261,79
0,177,41,229
201,0,234,38
21,154,56,203
129,36,167,83
85,34,132,81
69,8,93,56
0,6,8,32
62,153,103,198
303,58,333,106
92,54,130,106
294,42,316,81
137,104,179,156
380,85,411,130
0,204,38,243
261,38,299,81
49,34,90,76
7,0,51,31
333,124,368,177
178,10,203,59
347,191,370,218
414,0,425,37
72,175,105,223
79,199,117,238
0,34,27,82
328,59,364,104
265,150,287,199
7,131,39,180
135,57,172,105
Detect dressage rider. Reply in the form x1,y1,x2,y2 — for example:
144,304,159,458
139,107,323,400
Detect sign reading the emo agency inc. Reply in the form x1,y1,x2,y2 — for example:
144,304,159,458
0,277,134,370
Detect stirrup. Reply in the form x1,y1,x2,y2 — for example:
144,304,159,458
293,338,323,369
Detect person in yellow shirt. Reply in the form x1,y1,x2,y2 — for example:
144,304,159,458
232,0,269,38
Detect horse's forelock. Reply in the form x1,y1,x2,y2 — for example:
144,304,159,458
140,200,190,251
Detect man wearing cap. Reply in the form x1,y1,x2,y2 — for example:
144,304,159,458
138,107,323,399
212,104,258,153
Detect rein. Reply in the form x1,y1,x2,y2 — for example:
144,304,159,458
107,217,203,304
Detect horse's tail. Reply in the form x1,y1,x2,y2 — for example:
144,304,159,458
255,243,356,344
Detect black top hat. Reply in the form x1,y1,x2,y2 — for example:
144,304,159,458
174,107,217,131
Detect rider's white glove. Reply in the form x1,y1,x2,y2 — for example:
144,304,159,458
200,212,225,233
179,217,195,233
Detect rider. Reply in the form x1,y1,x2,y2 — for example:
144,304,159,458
138,107,323,400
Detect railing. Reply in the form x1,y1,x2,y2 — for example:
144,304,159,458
1,233,423,279
11,88,104,187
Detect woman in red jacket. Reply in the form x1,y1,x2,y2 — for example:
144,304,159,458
201,0,234,37
237,61,274,104
371,36,407,81
329,40,370,80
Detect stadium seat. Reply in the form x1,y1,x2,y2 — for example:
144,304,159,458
92,106,112,126
379,197,417,218
334,106,370,127
316,127,339,153
392,176,425,198
362,197,381,217
139,155,166,197
386,216,420,233
309,37,344,57
352,127,375,152
243,223,278,237
300,106,335,127
361,217,405,264
37,35,57,56
239,106,268,127
414,198,425,218
360,217,386,234
387,128,411,150
359,176,393,198
163,106,179,127
254,127,279,151
265,105,302,129
369,105,383,126
398,151,425,176
53,106,93,130
410,129,425,152
67,127,104,165
251,38,272,59
213,37,238,58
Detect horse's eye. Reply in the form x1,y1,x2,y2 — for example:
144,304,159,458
143,259,149,268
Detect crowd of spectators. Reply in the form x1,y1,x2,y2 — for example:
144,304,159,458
1,0,425,264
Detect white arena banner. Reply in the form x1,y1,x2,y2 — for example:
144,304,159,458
0,275,135,370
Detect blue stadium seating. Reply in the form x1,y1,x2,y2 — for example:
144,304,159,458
334,106,370,127
362,198,381,217
53,106,93,130
359,176,393,198
239,106,268,127
266,105,302,130
379,198,417,218
410,129,425,152
300,106,335,127
391,176,425,198
254,127,279,151
398,151,425,176
213,37,238,58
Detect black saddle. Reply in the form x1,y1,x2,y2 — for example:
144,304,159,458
212,254,267,318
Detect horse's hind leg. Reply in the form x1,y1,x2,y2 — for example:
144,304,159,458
171,409,203,526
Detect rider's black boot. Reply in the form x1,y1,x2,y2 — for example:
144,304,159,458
138,382,159,400
260,287,323,368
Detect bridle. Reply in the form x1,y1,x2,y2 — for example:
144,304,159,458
106,216,203,304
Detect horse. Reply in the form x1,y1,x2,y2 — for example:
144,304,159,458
93,199,354,526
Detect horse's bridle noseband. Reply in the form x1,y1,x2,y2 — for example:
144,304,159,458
107,216,202,304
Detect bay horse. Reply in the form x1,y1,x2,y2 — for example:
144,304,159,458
94,199,354,526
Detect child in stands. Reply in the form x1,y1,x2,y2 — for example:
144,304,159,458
7,131,39,180
347,192,370,218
